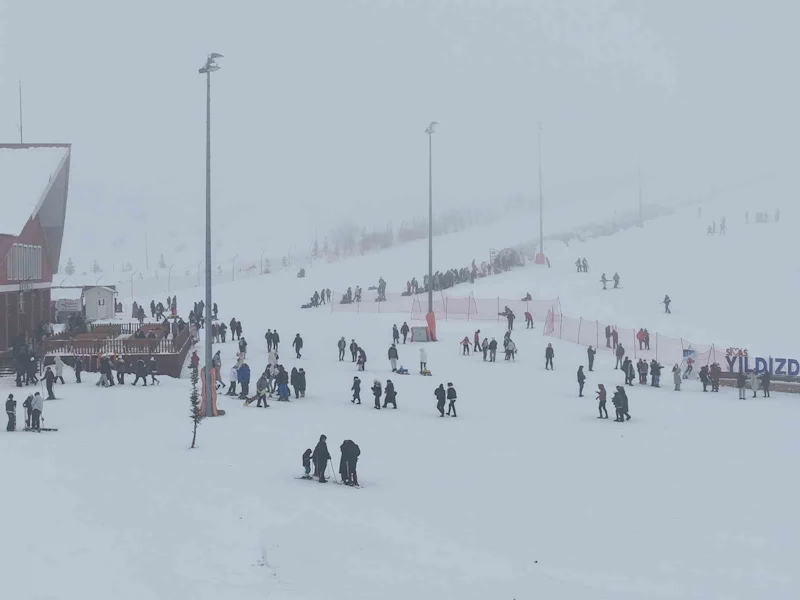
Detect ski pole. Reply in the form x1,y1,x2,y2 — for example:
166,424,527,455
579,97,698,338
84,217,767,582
330,458,338,484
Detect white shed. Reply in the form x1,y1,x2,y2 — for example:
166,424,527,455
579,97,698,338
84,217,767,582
83,286,117,321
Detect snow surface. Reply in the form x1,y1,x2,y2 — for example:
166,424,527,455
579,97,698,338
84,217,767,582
0,146,68,235
2,203,799,599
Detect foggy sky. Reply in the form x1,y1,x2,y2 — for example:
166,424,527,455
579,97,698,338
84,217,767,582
1,0,798,271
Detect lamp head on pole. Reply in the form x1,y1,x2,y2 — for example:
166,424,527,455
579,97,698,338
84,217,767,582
425,121,438,135
199,53,224,74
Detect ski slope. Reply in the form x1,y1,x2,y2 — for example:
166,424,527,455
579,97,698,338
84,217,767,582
2,196,799,599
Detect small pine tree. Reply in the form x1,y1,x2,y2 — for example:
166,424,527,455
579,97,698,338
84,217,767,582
281,256,288,268
262,258,271,274
159,253,167,269
312,240,320,259
64,257,75,276
91,260,102,274
189,366,203,448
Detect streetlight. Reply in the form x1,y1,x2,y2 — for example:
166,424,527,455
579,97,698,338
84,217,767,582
425,121,437,315
95,275,103,287
199,52,223,417
537,122,544,258
232,254,238,282
168,264,174,294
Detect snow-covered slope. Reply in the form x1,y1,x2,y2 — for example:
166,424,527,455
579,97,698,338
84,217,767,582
2,191,798,599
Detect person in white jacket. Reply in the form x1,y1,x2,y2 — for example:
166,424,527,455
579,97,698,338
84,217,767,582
30,392,44,430
419,348,428,374
267,350,278,367
54,356,65,384
749,370,759,398
228,366,239,397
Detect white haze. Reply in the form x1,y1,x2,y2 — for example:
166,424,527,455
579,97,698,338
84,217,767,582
0,0,798,272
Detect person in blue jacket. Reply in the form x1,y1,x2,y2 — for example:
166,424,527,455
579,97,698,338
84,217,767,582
237,362,251,399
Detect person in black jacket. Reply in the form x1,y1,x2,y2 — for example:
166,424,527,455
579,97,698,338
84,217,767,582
760,371,771,397
488,339,498,362
273,330,280,352
338,337,346,361
22,394,33,429
297,368,306,398
621,357,632,386
311,434,331,483
349,339,358,362
301,449,313,479
699,365,710,392
615,344,625,369
291,367,300,399
392,325,400,345
132,359,148,386
149,357,160,385
446,383,457,416
388,344,399,372
435,384,446,417
383,380,397,409
400,322,410,344
577,366,586,397
44,367,56,400
736,370,747,400
587,346,596,371
613,386,630,421
293,334,303,359
265,329,273,351
74,356,83,383
545,344,554,370
5,394,15,431
339,439,361,486
371,379,382,409
351,376,361,404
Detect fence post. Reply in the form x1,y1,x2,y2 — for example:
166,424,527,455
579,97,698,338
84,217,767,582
655,333,659,362
497,297,500,322
559,314,563,339
577,318,582,344
596,321,599,349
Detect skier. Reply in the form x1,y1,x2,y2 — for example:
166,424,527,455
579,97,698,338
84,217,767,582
401,322,410,344
461,336,471,356
383,379,397,409
673,364,682,391
596,384,608,419
54,356,65,384
446,382,457,416
311,434,330,483
338,337,346,361
736,370,746,399
293,334,303,359
577,366,586,397
351,376,361,404
350,339,359,362
435,384,446,417
371,379,382,409
662,295,672,314
419,348,428,374
30,392,43,430
759,371,771,398
301,449,313,479
392,324,400,345
613,272,620,289
600,274,608,290
615,344,625,369
5,394,15,431
388,344,399,372
149,357,160,385
545,343,554,370
587,346,596,371
339,439,360,486
44,366,56,400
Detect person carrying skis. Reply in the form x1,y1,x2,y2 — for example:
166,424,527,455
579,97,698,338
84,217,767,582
388,344,399,372
383,380,397,409
596,384,608,419
5,394,15,431
339,439,360,486
435,384,446,417
587,346,596,371
371,379,382,409
461,336,471,356
392,324,400,345
613,273,620,289
351,376,361,404
673,364,682,391
400,322,410,344
446,382,457,416
311,434,331,483
338,337,346,361
577,366,586,397
600,274,608,290
293,334,303,359
662,295,672,314
545,343,554,370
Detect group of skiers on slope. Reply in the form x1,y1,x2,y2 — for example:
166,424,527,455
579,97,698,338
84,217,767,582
498,306,534,331
574,258,589,273
5,392,46,431
599,273,620,290
460,330,517,362
302,434,361,486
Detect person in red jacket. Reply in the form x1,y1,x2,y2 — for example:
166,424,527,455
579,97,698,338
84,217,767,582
596,384,608,419
461,336,471,356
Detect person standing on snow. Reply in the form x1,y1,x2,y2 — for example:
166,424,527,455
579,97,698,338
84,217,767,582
383,380,397,409
371,379,382,409
650,360,663,387
388,344,399,372
419,348,428,374
699,365,710,392
461,336,471,356
605,325,612,348
338,337,346,361
238,337,248,359
349,339,359,363
473,330,481,353
238,362,251,399
265,329,273,352
545,343,554,370
481,338,489,362
621,357,632,386
293,334,303,359
392,325,400,345
272,330,280,352
577,366,586,397
600,274,608,290
615,343,625,370
339,439,360,486
673,364,682,391
290,367,300,399
736,370,746,399
488,338,498,363
596,384,608,419
357,347,367,371
759,371,771,398
446,383,457,416
506,310,515,331
30,392,44,430
53,356,65,384
312,435,331,483
6,394,16,431
749,369,759,398
149,357,160,385
587,346,596,371
435,384,446,417
613,272,620,289
44,366,56,400
662,295,672,314
401,322,410,344
351,376,361,404
228,365,238,396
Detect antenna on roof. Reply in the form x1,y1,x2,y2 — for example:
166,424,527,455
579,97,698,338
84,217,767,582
18,81,23,144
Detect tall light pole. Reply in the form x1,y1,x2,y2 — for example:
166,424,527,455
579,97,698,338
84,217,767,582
129,271,138,298
232,254,238,282
637,158,644,227
199,52,223,417
537,122,544,257
425,121,437,314
167,264,174,294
